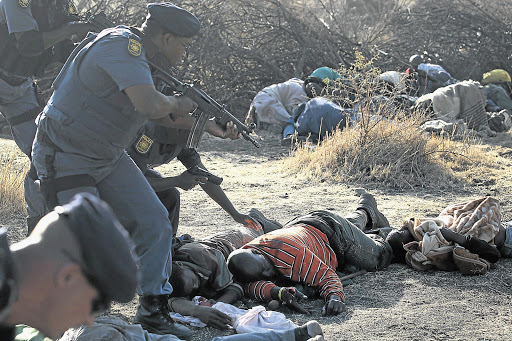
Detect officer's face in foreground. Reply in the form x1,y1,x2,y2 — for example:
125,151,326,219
42,262,106,339
160,33,193,65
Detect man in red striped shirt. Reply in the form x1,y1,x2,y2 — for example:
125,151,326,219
227,191,393,315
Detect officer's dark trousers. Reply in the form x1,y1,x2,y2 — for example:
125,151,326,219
32,140,174,297
155,188,180,236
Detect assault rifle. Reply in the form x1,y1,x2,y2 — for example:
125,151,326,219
85,12,260,149
84,11,113,30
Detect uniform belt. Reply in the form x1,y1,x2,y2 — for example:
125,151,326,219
4,106,41,127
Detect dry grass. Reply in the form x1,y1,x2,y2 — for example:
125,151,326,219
0,148,28,218
283,120,495,190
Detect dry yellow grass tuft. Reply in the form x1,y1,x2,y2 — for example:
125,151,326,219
283,118,494,190
0,149,28,217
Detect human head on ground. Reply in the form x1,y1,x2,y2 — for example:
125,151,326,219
168,263,201,298
385,224,414,263
409,55,424,70
227,249,277,282
0,194,138,339
141,2,200,65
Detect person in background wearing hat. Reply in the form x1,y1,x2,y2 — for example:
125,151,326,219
29,2,237,339
302,67,342,99
0,193,138,341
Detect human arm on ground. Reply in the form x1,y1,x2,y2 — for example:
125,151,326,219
215,283,244,304
168,297,233,330
440,228,501,263
270,286,309,314
245,280,278,302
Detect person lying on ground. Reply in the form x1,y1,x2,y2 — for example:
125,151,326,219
167,209,282,330
227,191,393,316
281,97,358,145
385,197,507,274
245,78,308,134
0,193,137,341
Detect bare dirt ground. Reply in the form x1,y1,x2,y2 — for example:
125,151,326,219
1,130,512,340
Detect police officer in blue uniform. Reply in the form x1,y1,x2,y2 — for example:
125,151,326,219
30,2,237,339
128,121,260,236
0,0,92,156
0,193,138,341
0,0,94,233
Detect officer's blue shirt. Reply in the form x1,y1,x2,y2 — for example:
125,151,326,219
0,0,39,33
39,26,154,163
77,28,154,98
128,122,201,175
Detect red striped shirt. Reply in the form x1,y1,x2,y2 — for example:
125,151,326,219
242,224,345,302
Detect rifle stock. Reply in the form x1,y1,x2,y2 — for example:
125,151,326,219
85,12,259,149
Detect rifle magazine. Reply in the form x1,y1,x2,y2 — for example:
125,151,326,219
186,113,209,148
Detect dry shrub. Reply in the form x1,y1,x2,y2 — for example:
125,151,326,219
283,119,493,190
283,56,494,190
0,152,28,218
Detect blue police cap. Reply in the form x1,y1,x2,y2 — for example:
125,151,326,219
147,2,200,37
55,193,138,303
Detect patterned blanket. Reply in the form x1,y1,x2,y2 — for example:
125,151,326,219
403,197,501,274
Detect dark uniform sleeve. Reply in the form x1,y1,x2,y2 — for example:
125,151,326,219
3,0,38,34
127,146,149,174
177,148,201,169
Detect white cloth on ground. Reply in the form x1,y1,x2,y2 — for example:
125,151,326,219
170,301,297,334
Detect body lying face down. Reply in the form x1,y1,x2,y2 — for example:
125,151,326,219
227,224,347,316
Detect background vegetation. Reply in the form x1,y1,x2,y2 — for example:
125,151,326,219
72,0,512,115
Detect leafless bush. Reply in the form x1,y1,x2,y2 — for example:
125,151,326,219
37,0,512,119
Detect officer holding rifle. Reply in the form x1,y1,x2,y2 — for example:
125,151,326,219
30,2,240,339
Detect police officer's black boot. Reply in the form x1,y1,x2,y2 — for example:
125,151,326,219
133,295,193,340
